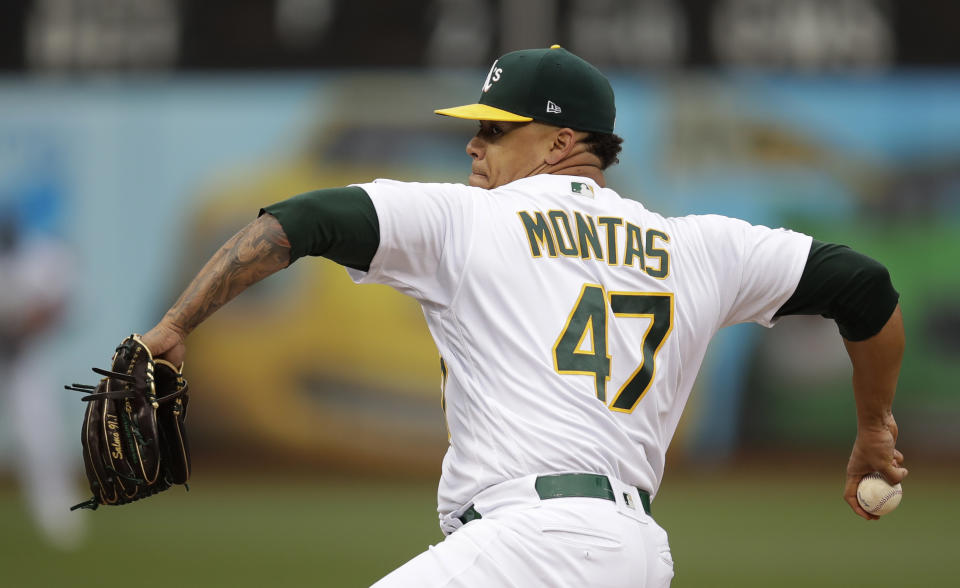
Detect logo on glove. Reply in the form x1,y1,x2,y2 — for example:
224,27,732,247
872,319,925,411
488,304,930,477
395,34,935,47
107,414,124,460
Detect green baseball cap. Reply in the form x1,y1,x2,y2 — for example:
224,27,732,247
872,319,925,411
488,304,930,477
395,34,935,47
435,45,616,134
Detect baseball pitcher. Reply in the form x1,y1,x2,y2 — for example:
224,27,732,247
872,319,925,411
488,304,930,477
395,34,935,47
139,47,906,587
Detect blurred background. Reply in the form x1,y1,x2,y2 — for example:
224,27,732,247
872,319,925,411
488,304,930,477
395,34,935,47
1,0,958,586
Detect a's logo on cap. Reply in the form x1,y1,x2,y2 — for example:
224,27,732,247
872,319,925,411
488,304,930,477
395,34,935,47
546,100,562,114
482,59,503,93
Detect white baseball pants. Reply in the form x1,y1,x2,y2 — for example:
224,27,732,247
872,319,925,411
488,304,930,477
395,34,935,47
372,475,674,588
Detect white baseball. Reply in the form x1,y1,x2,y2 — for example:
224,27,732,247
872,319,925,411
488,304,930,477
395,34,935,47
856,472,903,516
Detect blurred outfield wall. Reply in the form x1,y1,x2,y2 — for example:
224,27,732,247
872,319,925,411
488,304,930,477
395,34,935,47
1,72,958,473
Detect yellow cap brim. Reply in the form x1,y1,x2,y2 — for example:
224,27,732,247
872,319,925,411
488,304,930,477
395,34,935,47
434,103,533,122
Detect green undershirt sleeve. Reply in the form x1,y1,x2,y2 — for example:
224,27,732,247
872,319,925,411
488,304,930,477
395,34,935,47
259,186,379,271
774,240,899,341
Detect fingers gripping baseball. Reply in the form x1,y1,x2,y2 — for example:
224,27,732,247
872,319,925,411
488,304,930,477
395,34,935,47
844,414,908,520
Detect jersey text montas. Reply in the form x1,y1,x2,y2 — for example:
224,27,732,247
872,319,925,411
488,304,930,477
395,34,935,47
518,209,670,278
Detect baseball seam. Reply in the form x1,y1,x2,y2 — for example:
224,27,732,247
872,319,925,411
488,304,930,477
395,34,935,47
867,488,903,513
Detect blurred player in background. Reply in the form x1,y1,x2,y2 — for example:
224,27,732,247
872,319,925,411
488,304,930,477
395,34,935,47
140,47,906,586
0,203,84,549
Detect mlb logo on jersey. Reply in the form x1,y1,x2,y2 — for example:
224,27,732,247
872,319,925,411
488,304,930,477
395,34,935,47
571,182,595,198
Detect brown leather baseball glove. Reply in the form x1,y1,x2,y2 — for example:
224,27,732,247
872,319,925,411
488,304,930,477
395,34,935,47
66,334,190,510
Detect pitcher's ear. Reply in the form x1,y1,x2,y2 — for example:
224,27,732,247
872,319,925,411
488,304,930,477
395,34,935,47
545,127,577,165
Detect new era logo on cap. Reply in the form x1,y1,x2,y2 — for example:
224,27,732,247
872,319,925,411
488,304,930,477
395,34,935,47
546,100,562,114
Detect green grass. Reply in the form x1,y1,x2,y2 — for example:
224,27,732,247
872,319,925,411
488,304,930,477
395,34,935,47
0,476,441,587
1,467,956,587
655,466,957,587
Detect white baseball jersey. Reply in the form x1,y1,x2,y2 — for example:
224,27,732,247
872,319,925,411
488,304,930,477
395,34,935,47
347,174,811,520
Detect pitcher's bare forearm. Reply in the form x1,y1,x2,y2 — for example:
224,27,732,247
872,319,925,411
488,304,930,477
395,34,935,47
163,213,290,336
843,304,904,430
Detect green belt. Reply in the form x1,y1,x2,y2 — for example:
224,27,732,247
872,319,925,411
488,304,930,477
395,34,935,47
458,473,651,525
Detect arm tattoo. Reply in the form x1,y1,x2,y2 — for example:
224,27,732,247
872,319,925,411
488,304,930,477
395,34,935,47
165,214,291,335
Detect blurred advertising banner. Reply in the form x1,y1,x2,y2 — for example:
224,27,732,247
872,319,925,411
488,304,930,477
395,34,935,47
4,0,960,72
1,72,958,473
